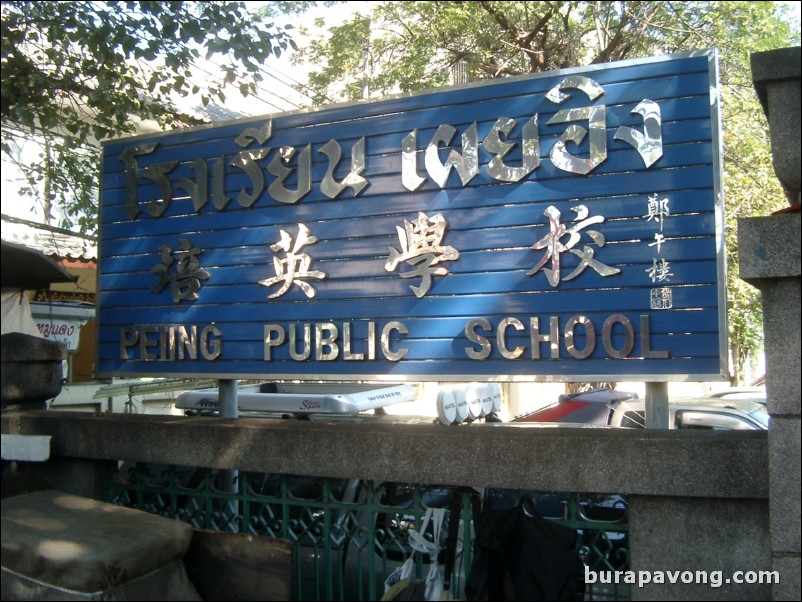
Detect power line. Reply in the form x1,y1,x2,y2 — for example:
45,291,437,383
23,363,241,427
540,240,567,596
187,58,298,114
201,52,333,109
259,62,320,103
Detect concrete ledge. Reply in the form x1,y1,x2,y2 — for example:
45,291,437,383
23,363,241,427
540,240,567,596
1,434,51,462
2,411,768,499
738,213,801,282
751,47,801,111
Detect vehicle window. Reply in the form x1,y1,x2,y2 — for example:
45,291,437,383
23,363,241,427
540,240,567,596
675,411,759,430
619,411,645,429
749,406,770,428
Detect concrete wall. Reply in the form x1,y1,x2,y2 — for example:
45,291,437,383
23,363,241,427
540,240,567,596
2,410,773,600
740,216,802,601
744,46,802,601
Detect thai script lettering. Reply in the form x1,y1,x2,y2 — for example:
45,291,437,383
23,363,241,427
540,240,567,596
120,76,662,220
37,323,75,338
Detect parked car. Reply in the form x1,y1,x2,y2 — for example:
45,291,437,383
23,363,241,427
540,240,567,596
705,386,766,405
513,387,769,430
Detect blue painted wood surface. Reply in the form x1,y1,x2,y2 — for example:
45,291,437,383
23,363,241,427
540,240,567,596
97,51,726,381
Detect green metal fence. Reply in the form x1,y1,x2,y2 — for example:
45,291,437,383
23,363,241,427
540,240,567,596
106,463,629,601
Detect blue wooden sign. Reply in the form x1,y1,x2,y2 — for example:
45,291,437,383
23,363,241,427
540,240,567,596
97,50,727,382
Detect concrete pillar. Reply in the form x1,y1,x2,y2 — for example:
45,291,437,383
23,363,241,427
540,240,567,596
629,496,771,601
741,46,801,601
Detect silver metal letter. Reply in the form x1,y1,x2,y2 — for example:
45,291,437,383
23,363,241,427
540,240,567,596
547,107,607,174
601,314,634,359
176,325,198,360
385,212,460,298
315,322,339,361
120,326,138,360
564,315,595,359
546,76,607,175
465,319,492,360
319,138,368,199
201,325,222,361
232,149,269,207
268,145,312,204
142,161,180,218
402,130,426,191
259,224,326,299
483,116,540,182
614,100,663,168
176,159,209,213
264,325,285,361
235,122,272,147
160,326,176,360
425,123,479,188
151,239,211,303
226,122,274,208
289,323,312,361
139,325,159,360
641,315,669,359
497,317,526,359
530,316,560,359
545,76,604,104
381,322,409,361
342,323,364,361
528,205,620,287
367,322,377,360
120,143,159,220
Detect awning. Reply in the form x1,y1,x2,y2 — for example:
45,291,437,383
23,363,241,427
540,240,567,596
1,240,78,289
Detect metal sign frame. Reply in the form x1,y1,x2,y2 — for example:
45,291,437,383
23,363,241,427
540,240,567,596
97,49,727,382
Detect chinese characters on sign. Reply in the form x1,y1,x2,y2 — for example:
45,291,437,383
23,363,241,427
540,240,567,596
151,238,210,303
154,204,625,303
385,212,460,298
527,205,620,287
644,193,674,309
259,224,326,299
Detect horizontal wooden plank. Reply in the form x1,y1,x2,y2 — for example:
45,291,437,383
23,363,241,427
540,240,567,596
97,51,724,380
94,355,725,380
97,283,721,322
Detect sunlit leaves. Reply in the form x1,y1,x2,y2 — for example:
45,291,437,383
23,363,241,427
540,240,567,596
285,0,799,383
1,1,293,236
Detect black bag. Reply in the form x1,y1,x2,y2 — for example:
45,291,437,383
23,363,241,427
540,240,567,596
465,497,584,601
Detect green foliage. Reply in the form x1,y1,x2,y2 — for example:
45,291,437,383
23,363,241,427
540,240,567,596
1,1,293,235
2,1,797,382
290,1,799,383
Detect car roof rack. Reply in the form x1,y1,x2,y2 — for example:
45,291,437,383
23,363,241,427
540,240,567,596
175,382,417,416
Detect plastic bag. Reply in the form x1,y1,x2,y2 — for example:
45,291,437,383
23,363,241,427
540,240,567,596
383,507,448,601
383,555,419,600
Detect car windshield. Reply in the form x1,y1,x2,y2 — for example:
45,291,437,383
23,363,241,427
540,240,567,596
749,405,770,429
